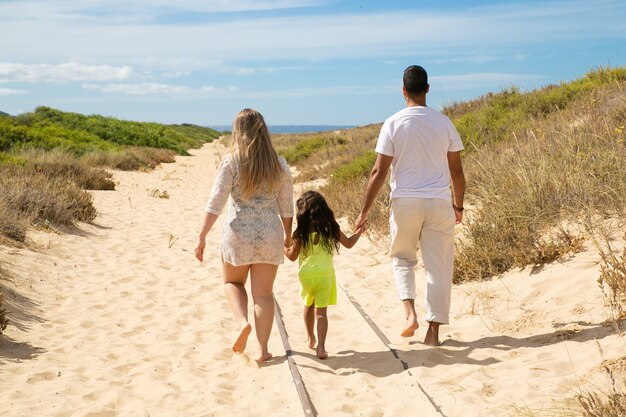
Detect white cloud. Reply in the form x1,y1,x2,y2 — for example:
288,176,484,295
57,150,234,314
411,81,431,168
0,0,329,25
161,71,191,79
0,62,133,83
82,82,237,95
1,0,624,63
0,87,27,96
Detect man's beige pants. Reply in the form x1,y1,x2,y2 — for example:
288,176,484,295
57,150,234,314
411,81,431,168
389,198,455,324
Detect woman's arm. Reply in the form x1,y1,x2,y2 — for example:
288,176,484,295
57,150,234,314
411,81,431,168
195,212,219,262
282,217,293,248
284,238,301,262
338,224,366,249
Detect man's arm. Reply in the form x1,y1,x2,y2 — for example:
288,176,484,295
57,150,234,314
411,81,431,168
447,151,465,224
355,153,393,229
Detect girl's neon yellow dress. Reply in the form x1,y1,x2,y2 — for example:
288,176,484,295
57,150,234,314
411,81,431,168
298,234,337,308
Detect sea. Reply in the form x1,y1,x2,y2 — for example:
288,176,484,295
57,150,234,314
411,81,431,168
209,125,356,134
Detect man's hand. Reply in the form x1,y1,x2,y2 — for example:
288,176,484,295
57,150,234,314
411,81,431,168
355,212,368,231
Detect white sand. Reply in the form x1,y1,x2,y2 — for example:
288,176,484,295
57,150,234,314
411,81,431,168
1,141,624,417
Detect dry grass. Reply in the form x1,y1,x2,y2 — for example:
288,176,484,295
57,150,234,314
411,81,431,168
25,149,115,190
595,231,626,323
0,291,8,335
454,83,626,282
577,359,626,417
80,146,176,171
0,165,97,241
0,146,178,244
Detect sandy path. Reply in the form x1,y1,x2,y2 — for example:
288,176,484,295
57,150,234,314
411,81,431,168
1,141,624,417
0,143,437,417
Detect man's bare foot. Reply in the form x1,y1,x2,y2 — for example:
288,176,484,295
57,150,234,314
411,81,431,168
307,335,316,349
232,322,252,353
423,324,440,346
400,317,419,337
257,351,273,362
316,347,328,359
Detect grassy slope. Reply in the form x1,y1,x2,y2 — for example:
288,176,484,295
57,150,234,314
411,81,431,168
0,107,220,244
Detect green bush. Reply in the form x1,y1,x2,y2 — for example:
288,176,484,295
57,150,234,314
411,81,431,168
279,136,329,164
331,150,376,183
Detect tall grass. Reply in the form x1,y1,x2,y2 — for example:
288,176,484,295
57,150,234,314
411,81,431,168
0,166,97,228
596,231,626,321
454,82,626,282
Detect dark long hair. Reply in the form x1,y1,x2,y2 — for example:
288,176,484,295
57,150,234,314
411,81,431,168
293,190,340,256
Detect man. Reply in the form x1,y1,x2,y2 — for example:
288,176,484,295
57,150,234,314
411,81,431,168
355,65,465,346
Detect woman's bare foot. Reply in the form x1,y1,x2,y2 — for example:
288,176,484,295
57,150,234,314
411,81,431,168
232,322,252,353
257,351,273,362
307,335,316,349
316,347,328,360
400,317,419,337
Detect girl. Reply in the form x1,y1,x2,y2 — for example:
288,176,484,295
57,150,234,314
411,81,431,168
284,190,364,359
195,109,293,362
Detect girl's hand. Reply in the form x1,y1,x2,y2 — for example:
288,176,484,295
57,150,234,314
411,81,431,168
195,239,206,262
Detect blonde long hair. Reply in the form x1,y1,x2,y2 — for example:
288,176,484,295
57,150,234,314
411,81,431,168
230,109,282,199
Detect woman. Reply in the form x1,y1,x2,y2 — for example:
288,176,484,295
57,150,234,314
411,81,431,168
195,109,293,362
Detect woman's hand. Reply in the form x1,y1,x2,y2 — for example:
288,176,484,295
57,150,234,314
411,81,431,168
195,239,206,262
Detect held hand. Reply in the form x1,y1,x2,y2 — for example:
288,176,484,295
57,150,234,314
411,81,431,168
195,239,206,262
354,212,368,231
284,235,293,248
455,210,463,224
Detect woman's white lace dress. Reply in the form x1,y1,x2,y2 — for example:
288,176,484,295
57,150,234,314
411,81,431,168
205,154,294,266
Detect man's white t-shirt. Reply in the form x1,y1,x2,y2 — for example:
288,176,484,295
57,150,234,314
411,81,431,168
375,105,464,201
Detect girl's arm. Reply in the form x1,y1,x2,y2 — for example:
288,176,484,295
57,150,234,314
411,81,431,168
338,224,366,249
195,212,219,262
284,238,301,262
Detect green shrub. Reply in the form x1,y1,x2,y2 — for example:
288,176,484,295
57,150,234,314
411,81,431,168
279,136,329,164
331,150,376,183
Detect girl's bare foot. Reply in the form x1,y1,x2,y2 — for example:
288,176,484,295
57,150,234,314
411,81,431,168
316,347,328,360
400,317,418,337
307,335,316,349
232,322,252,353
257,351,273,362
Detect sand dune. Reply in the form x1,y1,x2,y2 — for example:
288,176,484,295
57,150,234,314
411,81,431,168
1,142,624,416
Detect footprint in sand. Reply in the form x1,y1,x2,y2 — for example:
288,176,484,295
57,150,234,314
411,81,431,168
26,371,58,384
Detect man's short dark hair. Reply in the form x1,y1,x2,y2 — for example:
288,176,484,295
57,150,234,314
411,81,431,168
403,65,428,95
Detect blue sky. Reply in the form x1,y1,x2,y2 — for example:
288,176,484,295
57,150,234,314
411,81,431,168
1,0,625,126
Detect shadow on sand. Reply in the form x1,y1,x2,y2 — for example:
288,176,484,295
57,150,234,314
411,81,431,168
291,319,620,377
